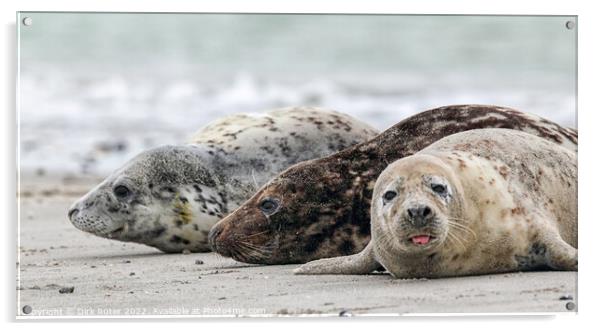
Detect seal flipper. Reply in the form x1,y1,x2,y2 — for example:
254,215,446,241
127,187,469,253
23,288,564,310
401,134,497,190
293,242,380,275
541,231,578,271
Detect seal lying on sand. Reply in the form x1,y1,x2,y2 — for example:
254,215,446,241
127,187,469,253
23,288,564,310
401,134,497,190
294,129,577,277
67,107,378,253
209,105,577,264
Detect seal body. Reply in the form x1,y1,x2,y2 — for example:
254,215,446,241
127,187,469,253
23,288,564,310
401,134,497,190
209,105,577,265
294,128,577,278
67,107,378,253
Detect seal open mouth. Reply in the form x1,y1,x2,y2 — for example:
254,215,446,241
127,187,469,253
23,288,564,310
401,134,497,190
409,235,435,245
106,226,125,239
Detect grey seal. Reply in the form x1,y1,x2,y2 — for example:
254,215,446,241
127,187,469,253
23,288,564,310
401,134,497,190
68,107,378,253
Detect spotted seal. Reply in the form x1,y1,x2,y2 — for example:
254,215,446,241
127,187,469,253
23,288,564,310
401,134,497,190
294,128,577,277
67,107,378,253
209,105,577,264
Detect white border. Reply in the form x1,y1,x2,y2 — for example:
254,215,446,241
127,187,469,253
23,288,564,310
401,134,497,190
2,0,601,329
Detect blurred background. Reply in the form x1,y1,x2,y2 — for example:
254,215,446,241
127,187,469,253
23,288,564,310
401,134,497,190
18,13,577,178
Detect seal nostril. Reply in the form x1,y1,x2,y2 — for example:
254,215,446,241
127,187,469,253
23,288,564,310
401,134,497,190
68,208,79,219
407,208,416,218
208,226,223,251
422,206,431,217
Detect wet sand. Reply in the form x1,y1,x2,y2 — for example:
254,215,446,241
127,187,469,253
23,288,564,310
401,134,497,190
16,175,577,317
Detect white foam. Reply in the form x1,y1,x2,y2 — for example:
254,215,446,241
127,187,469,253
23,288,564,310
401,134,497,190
18,70,576,177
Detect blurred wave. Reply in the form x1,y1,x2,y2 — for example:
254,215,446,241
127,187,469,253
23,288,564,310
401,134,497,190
18,13,577,176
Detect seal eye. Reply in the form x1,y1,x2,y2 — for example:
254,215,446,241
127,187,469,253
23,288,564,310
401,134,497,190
259,198,279,215
383,190,397,203
431,184,446,194
113,185,131,199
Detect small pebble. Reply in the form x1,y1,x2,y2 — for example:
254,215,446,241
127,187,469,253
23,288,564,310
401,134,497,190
218,297,226,300
195,260,204,265
59,286,74,294
129,272,135,276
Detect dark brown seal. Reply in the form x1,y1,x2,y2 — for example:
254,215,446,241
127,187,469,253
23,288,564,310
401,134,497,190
209,105,577,264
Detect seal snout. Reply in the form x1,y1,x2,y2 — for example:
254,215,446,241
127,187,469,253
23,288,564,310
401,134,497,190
208,225,222,249
67,197,84,223
208,223,232,257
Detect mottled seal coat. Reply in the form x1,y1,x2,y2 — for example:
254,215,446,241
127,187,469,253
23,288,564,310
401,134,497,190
209,105,577,264
294,129,577,277
68,107,378,253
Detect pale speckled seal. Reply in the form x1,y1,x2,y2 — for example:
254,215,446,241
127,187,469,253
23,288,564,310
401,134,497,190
67,107,378,253
209,105,577,264
294,129,577,277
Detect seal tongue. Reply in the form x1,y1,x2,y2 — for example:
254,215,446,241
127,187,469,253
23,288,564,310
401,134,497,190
411,235,431,245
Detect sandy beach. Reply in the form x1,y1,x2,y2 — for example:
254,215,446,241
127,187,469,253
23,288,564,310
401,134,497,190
16,175,577,317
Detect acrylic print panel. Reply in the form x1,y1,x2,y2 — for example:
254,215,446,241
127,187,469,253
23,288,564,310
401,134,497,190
17,12,577,317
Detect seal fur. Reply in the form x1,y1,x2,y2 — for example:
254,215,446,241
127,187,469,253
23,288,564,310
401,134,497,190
294,128,577,277
67,107,378,253
209,105,577,264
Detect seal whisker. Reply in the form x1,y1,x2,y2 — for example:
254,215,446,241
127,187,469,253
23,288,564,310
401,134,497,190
447,225,472,241
433,235,448,251
241,230,270,239
250,169,260,191
231,233,276,253
236,242,273,263
236,240,272,256
447,220,477,240
229,245,248,262
236,245,262,261
376,235,405,257
446,230,466,251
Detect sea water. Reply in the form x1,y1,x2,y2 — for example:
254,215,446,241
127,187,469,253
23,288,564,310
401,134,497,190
18,13,577,176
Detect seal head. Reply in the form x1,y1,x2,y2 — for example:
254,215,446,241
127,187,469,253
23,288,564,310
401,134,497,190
373,154,465,255
68,145,224,253
209,159,360,264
